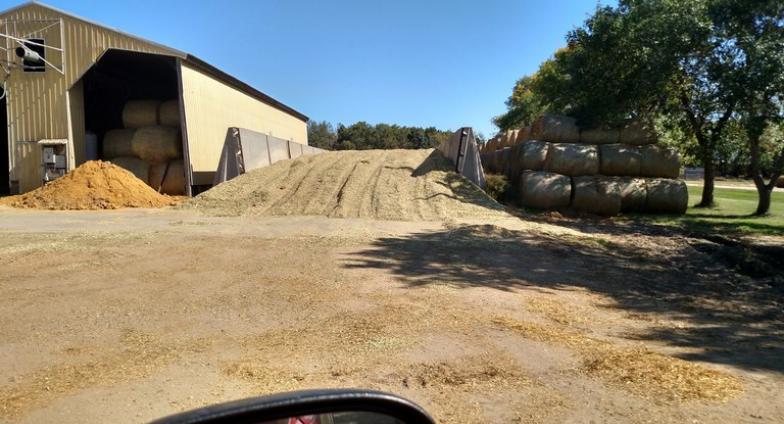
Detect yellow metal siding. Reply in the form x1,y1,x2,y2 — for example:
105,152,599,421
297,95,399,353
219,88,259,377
1,3,182,192
67,78,84,166
179,62,307,179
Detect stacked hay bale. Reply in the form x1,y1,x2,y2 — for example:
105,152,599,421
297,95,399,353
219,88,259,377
102,99,186,195
480,127,532,154
479,114,688,215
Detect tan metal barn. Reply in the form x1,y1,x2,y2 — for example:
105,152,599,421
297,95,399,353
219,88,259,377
0,1,309,196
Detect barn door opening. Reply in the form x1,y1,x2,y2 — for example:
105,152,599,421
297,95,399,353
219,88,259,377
0,88,9,196
80,49,186,195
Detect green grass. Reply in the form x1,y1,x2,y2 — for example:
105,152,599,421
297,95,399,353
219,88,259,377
635,186,784,237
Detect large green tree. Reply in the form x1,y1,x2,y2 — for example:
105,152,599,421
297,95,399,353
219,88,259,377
499,0,781,207
711,0,784,214
565,0,744,207
493,50,573,131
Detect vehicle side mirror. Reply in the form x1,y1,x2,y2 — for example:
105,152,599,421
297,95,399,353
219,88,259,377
150,389,435,424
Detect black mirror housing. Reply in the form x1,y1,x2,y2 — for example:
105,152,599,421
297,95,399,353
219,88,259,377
150,389,435,424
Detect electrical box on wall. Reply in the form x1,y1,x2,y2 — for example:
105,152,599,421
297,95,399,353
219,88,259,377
39,139,68,183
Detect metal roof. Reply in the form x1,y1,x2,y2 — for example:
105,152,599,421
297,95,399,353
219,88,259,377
0,1,309,122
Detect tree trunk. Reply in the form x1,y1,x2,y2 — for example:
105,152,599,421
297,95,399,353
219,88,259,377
754,180,772,215
698,155,715,207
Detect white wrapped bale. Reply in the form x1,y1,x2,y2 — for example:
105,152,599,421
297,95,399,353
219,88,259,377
531,114,580,143
619,120,658,145
102,129,135,159
519,171,572,209
520,140,550,171
572,176,622,216
109,156,149,182
122,100,161,129
645,179,688,214
131,126,182,164
545,143,599,176
614,177,648,212
158,100,180,127
640,145,680,178
600,144,642,176
579,127,621,144
148,160,186,195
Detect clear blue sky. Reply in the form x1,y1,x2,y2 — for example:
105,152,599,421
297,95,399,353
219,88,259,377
2,0,610,137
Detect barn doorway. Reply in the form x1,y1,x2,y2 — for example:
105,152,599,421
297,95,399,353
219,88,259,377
79,49,187,195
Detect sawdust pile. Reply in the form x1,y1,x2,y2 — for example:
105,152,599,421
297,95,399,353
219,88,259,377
185,149,506,220
0,161,176,210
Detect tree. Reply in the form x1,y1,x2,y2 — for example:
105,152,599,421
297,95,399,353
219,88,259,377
564,0,746,207
307,121,337,150
333,122,451,150
711,0,784,214
493,50,573,132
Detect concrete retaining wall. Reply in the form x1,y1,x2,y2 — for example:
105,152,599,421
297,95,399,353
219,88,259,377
213,127,326,186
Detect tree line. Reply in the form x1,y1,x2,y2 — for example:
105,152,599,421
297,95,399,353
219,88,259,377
308,121,452,151
494,0,783,215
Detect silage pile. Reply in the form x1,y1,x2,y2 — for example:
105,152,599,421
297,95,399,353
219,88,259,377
0,160,176,210
185,149,507,220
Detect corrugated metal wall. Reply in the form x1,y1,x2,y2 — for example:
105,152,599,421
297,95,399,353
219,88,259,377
1,3,183,192
179,61,308,185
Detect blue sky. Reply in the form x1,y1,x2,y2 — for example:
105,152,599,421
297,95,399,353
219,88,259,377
2,0,610,137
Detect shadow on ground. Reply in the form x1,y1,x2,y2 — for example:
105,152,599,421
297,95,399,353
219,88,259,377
343,223,784,373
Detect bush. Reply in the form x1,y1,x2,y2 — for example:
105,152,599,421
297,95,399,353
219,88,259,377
484,174,511,202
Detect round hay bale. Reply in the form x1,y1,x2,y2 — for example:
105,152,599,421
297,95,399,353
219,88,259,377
486,138,497,152
640,145,680,178
645,179,688,214
504,130,519,147
520,140,550,171
494,150,505,173
580,128,620,144
545,143,599,176
483,151,498,173
519,170,572,209
102,129,135,159
131,126,182,164
500,147,515,177
615,177,648,212
775,175,784,188
619,120,658,145
109,156,149,182
531,114,580,143
122,100,161,129
600,144,642,176
149,160,186,195
515,127,531,144
480,153,492,169
158,100,180,127
572,176,622,216
507,143,527,180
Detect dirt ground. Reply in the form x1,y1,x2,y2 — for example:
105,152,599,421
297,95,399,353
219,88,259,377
0,206,782,423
